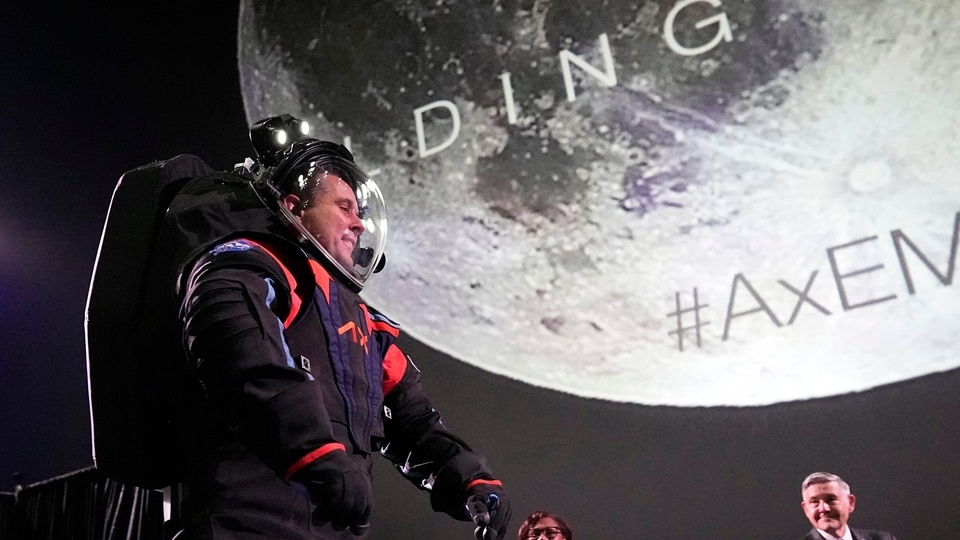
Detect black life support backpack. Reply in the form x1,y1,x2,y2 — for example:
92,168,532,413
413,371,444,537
84,154,294,489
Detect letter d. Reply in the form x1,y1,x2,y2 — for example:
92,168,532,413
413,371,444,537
414,100,461,158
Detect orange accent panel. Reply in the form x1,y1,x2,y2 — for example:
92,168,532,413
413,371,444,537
369,320,400,337
283,442,346,483
381,345,408,396
338,321,357,338
308,259,331,304
360,303,400,338
243,239,301,328
465,478,503,491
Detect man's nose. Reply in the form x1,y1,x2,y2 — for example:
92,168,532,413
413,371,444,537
349,212,365,233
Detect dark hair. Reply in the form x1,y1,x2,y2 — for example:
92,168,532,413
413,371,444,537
272,139,357,197
518,510,573,540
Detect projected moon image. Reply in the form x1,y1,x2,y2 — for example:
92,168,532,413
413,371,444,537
237,0,960,406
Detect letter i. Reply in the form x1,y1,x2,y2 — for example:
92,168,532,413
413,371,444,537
499,72,518,125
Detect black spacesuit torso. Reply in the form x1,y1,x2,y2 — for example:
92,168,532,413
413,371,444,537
175,230,497,539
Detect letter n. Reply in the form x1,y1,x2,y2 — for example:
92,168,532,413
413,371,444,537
559,33,617,102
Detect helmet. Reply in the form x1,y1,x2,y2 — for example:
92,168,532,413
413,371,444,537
243,115,387,292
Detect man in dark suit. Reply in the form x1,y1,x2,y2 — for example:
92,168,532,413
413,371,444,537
798,472,899,540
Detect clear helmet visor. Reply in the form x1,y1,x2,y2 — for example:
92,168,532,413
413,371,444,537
278,154,387,291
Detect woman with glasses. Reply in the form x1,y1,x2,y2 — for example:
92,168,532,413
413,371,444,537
518,510,573,540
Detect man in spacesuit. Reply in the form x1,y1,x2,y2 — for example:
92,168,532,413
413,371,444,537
172,116,510,539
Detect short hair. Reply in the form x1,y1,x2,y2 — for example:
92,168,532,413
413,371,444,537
801,471,851,497
518,510,573,540
286,163,338,205
273,139,357,198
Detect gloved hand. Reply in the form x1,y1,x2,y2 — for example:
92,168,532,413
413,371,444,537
464,482,511,540
292,451,373,535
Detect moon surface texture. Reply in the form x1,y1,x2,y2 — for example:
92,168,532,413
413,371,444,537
238,0,960,406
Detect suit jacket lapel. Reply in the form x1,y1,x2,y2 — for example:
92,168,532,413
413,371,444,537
806,527,862,540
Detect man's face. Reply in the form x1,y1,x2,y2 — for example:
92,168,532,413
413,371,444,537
801,481,856,537
284,172,364,270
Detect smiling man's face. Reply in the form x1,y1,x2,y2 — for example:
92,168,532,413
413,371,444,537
802,480,856,537
284,172,364,271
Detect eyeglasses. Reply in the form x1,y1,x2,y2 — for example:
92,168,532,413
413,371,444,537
526,526,563,539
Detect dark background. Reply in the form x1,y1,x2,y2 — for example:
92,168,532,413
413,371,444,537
0,3,957,539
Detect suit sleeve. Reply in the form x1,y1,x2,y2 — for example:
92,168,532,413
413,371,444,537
179,239,342,478
378,343,501,520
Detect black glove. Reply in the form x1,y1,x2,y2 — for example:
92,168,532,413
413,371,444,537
292,451,373,535
464,482,511,540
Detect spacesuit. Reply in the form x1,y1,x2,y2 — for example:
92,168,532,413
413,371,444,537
169,116,509,539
